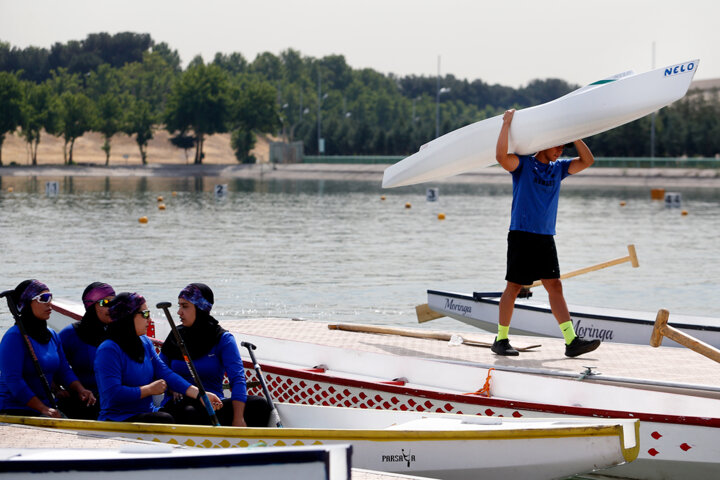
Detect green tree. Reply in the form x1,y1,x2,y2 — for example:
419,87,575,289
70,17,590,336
165,63,232,164
0,71,23,166
20,80,60,165
123,97,155,165
229,75,279,162
57,91,96,164
87,64,125,164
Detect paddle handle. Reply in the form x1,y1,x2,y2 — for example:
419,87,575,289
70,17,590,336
1,290,63,416
241,341,283,428
329,323,541,351
527,244,639,288
156,302,220,426
651,309,720,363
416,244,640,323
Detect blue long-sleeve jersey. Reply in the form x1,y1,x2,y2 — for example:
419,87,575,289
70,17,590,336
159,332,247,403
0,326,78,413
59,325,98,393
95,336,191,421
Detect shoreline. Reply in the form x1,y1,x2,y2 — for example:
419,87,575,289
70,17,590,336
1,163,720,188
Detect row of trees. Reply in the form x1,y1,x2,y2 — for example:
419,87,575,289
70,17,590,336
2,33,719,166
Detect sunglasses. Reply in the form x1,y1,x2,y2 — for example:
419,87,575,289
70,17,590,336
32,293,53,304
97,298,112,307
137,309,151,319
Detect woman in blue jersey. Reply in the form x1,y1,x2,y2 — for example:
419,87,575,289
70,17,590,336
58,282,115,419
159,283,270,427
0,279,96,418
94,292,222,423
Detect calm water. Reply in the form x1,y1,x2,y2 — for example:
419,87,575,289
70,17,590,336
1,174,719,336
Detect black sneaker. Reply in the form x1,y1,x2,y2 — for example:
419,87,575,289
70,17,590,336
565,337,601,358
491,337,519,356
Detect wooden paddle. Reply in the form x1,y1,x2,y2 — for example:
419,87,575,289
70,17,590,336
650,309,720,363
416,244,640,323
328,323,541,351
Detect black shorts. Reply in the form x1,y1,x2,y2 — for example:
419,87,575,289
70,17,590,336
505,230,560,285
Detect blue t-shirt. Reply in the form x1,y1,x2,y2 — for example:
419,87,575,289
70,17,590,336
0,326,78,413
509,155,572,235
59,324,98,394
159,332,247,403
94,336,191,421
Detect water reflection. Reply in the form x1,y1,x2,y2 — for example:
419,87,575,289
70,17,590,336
1,174,719,337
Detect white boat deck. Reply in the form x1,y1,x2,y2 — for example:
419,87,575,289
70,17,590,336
225,318,720,393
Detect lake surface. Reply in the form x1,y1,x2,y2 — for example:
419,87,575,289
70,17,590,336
1,174,719,336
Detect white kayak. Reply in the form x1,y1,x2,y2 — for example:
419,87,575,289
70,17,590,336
383,59,699,188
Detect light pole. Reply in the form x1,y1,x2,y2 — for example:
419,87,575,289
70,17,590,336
435,55,450,138
317,74,325,154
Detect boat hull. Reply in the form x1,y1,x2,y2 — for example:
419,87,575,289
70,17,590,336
236,333,720,480
427,290,720,348
0,406,638,480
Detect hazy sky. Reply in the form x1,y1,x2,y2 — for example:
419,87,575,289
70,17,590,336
1,0,717,88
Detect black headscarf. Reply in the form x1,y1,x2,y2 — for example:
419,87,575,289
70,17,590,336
107,292,146,363
73,282,115,347
12,279,52,344
161,283,226,361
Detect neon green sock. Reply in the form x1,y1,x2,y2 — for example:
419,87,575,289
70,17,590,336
497,325,510,341
559,321,577,345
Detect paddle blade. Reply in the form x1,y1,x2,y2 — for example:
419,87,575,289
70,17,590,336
416,304,444,323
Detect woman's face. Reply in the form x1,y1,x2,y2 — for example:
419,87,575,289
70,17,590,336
133,303,150,336
94,295,115,324
177,298,196,327
30,290,53,321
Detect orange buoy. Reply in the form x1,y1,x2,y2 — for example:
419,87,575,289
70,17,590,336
619,201,626,207
438,213,446,220
138,216,149,224
650,188,665,200
681,210,688,216
158,204,166,210
380,195,386,201
405,202,412,209
157,196,164,202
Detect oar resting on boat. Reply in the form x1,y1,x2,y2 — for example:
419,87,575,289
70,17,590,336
416,244,639,323
651,309,720,363
328,323,541,351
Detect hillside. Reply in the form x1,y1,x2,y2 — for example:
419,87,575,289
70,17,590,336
1,130,274,166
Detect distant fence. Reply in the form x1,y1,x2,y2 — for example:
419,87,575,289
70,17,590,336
301,155,720,168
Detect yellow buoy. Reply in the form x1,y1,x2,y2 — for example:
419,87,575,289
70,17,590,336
157,196,164,202
438,213,446,220
405,202,412,209
138,216,149,224
681,210,688,216
158,204,166,210
619,201,626,207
